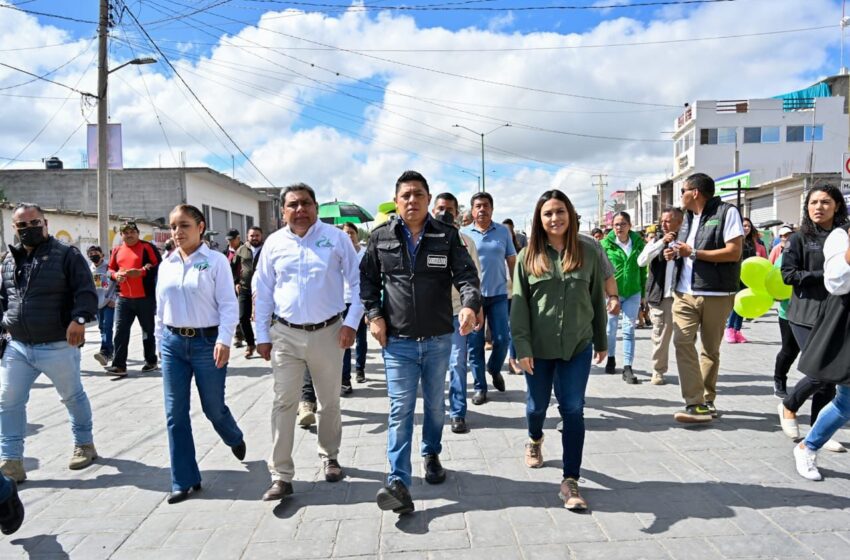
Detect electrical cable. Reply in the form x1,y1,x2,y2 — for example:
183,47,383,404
0,4,99,24
0,42,96,92
242,0,737,12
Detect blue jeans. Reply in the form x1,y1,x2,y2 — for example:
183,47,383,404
383,334,452,487
726,310,744,331
448,316,471,419
607,292,641,366
341,305,368,384
161,329,244,492
97,305,115,357
804,384,850,451
0,340,93,460
468,294,510,393
524,344,592,479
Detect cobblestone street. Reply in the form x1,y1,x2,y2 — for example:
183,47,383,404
1,311,849,559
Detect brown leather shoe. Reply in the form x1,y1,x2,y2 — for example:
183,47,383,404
323,459,344,482
245,345,255,359
559,477,588,511
262,480,293,501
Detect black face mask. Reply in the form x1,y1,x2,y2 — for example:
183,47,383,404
435,210,456,226
18,227,47,248
90,255,102,264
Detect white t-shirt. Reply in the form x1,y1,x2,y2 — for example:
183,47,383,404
676,205,744,296
615,236,633,257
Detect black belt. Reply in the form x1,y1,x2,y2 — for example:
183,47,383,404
167,326,219,338
274,313,341,332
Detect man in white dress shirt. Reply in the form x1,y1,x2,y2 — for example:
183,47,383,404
254,183,363,502
636,207,684,386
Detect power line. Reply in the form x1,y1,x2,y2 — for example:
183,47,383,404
243,0,737,11
0,4,99,24
0,61,96,98
0,39,97,52
139,0,234,25
0,44,96,92
121,3,277,188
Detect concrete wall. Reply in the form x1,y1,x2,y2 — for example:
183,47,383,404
0,207,156,252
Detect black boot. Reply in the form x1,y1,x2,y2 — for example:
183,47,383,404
424,454,446,484
376,480,414,514
605,357,616,374
622,365,639,384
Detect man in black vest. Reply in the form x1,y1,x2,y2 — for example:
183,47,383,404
664,173,743,423
234,226,263,358
0,203,99,483
637,207,684,386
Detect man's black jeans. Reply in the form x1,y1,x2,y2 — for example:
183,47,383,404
112,296,157,368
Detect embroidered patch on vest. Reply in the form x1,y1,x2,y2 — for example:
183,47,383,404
427,255,448,268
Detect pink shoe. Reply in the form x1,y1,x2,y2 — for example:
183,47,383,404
724,327,737,343
734,330,748,343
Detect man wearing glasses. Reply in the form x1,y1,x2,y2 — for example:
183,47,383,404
0,203,99,482
664,174,743,423
106,221,162,376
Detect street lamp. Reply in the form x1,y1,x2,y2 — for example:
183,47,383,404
452,123,510,192
96,27,156,252
460,169,480,192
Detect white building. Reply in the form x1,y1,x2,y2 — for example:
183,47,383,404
670,77,849,223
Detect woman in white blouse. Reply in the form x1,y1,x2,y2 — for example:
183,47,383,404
155,204,245,504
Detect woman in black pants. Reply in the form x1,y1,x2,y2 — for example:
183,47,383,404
772,227,796,398
778,185,848,451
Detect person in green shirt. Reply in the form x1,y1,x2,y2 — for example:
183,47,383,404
510,189,607,511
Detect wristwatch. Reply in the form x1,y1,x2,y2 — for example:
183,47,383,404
75,317,86,325
689,250,697,261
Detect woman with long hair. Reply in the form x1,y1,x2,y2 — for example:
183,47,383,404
778,185,849,453
155,204,246,504
724,217,767,344
600,212,646,384
510,190,607,511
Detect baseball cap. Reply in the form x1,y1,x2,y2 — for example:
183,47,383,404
225,228,240,240
778,225,793,236
119,221,138,232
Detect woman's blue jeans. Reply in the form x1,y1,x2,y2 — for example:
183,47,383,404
161,329,244,492
606,293,641,366
726,310,744,331
804,384,850,451
524,344,593,480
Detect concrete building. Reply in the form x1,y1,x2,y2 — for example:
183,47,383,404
670,76,849,215
0,167,279,249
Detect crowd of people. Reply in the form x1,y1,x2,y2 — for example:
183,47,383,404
0,170,849,533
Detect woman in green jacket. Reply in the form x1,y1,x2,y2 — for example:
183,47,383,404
600,212,647,384
510,190,607,511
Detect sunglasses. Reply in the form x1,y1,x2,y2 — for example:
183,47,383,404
680,188,696,195
13,218,44,230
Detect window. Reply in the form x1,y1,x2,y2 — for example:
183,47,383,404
202,204,210,223
700,127,736,145
743,127,761,144
787,125,824,142
246,215,254,230
743,126,780,144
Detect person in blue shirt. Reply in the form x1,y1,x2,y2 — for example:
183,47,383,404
462,192,517,405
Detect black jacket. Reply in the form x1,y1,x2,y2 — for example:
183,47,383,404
360,217,481,338
1,237,98,344
782,226,837,327
645,250,669,307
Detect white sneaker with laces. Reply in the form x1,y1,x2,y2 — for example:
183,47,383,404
822,439,846,453
793,443,822,481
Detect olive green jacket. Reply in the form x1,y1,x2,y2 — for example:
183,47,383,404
510,236,607,361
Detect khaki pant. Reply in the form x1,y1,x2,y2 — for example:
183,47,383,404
268,320,343,482
649,297,674,375
672,292,735,406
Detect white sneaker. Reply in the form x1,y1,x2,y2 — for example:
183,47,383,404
778,403,799,439
822,439,846,453
793,444,823,481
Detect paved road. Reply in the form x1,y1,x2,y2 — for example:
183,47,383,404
1,311,849,559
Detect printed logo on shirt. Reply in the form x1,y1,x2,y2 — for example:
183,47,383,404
316,236,334,248
704,219,721,227
424,233,445,238
427,254,448,269
193,262,210,271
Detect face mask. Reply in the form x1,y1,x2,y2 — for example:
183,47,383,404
90,255,102,264
18,226,47,247
435,210,456,226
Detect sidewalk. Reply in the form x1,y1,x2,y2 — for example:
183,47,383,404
1,311,849,559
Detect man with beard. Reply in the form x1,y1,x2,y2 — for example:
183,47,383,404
234,226,264,358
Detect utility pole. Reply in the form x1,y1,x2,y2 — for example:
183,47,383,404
594,174,608,229
636,182,643,229
96,0,110,251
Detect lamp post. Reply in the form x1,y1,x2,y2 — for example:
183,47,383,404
96,0,156,250
460,169,480,192
452,123,510,192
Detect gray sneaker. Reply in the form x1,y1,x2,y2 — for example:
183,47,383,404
69,444,98,470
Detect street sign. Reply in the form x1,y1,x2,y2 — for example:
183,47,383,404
716,170,751,191
843,153,850,179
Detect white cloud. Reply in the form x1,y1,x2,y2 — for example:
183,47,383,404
0,0,841,229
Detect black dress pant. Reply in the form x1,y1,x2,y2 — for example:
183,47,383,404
783,322,836,424
112,296,157,368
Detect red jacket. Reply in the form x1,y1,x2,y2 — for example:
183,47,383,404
108,241,161,299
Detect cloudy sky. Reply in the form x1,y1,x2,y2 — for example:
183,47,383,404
0,0,843,228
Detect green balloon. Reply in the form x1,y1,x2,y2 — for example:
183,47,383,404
765,267,792,300
740,256,773,292
734,288,774,319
